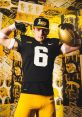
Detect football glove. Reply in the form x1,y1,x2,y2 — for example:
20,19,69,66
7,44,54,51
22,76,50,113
15,22,26,32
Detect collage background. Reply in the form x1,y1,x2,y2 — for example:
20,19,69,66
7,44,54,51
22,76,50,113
0,0,82,117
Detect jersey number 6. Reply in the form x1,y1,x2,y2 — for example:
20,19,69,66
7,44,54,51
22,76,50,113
34,46,48,67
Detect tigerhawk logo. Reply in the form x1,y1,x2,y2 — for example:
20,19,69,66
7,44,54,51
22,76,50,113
38,19,46,26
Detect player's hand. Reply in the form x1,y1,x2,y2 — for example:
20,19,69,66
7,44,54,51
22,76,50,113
15,22,26,32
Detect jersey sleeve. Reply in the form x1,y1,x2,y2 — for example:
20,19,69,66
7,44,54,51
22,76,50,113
15,35,31,54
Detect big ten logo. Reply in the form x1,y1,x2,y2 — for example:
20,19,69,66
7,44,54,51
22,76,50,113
18,1,43,15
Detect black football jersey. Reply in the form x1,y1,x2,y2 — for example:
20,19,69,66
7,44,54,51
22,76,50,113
16,35,61,95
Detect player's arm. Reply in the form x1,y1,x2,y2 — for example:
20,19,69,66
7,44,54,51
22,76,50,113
0,22,26,49
0,31,17,49
1,22,26,36
61,43,79,54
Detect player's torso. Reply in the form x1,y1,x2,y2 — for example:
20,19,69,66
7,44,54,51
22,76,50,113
20,35,60,82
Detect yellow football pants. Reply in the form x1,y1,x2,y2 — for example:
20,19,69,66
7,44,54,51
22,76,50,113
14,93,56,117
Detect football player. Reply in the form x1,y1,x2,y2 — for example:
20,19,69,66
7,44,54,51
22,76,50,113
0,17,80,117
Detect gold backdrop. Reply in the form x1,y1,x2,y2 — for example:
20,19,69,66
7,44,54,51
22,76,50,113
0,0,82,117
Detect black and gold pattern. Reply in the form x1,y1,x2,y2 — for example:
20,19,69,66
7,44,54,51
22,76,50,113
0,48,22,105
63,54,82,107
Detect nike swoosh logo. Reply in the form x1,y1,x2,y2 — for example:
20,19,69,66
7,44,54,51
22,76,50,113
48,43,53,45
